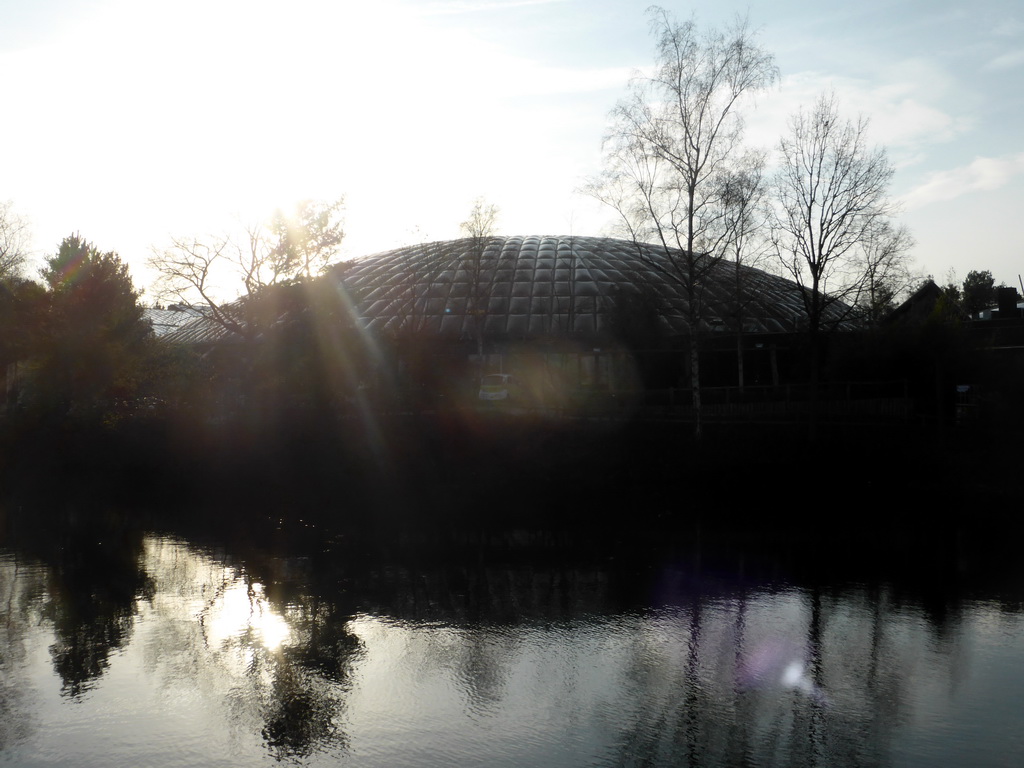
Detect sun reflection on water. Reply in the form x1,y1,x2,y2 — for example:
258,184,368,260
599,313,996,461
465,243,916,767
204,578,293,651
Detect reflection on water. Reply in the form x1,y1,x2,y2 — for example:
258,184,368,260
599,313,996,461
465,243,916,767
2,531,1024,767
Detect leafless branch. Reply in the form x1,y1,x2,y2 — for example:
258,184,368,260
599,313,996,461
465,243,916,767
770,93,907,334
586,7,777,435
0,201,31,280
147,198,346,339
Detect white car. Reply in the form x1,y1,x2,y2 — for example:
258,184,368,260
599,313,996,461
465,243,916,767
478,373,515,401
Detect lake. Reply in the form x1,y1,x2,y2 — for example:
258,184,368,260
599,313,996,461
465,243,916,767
2,507,1023,768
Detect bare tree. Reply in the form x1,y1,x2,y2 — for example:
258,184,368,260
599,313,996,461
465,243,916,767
589,7,777,438
460,197,499,243
0,201,31,281
770,94,909,438
268,198,346,281
719,150,770,389
459,198,500,372
770,93,904,341
147,234,253,337
148,199,345,339
858,222,915,327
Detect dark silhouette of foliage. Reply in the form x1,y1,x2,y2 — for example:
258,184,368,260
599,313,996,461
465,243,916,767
942,280,958,309
962,269,995,316
0,278,48,406
32,234,150,417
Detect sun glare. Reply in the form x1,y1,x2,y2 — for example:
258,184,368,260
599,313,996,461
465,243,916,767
205,578,292,652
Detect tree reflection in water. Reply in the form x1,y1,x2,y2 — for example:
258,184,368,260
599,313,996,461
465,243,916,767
0,553,46,751
0,517,363,763
2,508,1023,767
260,594,364,759
19,508,153,699
141,536,364,761
588,572,959,768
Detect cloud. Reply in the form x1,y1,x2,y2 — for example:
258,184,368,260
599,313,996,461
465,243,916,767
743,68,969,160
852,92,967,150
902,153,1024,209
984,49,1024,70
992,18,1024,37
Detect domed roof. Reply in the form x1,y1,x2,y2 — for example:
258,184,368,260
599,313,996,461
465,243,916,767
340,236,846,337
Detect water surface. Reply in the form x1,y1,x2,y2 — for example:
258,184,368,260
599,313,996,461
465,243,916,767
2,528,1023,767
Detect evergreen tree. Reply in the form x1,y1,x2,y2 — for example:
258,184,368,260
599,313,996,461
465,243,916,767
961,269,995,316
0,277,48,411
34,234,150,416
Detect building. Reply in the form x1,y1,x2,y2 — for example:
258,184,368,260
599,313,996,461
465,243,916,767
336,235,851,391
156,235,856,406
339,235,844,337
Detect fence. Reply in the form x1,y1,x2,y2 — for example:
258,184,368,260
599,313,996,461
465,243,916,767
630,381,913,423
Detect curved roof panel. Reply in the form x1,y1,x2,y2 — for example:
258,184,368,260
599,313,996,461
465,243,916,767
340,236,849,337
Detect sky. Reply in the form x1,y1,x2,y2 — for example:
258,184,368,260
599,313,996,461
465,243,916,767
2,0,1023,299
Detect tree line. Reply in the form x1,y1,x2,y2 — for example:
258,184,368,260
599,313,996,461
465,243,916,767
942,269,1021,317
0,199,350,425
587,7,921,437
0,8,1015,436
1,233,150,420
